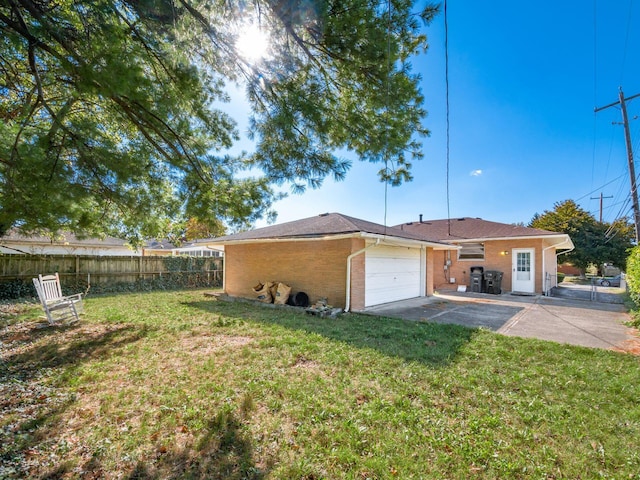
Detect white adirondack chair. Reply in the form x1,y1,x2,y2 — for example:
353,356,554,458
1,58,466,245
32,273,83,324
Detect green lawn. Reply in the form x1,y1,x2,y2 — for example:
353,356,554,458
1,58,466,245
1,290,639,479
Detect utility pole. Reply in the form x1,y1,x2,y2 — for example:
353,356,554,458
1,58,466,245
590,193,613,223
595,87,640,242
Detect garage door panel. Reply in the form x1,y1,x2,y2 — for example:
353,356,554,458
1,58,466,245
365,246,422,307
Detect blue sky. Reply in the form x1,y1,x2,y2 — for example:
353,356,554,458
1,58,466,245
242,1,640,228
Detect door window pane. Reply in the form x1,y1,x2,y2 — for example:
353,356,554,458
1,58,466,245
516,252,531,280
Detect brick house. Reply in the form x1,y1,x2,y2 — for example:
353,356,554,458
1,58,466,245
396,217,574,295
209,213,455,311
0,230,137,256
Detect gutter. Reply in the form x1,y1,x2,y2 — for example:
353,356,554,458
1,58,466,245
345,239,380,312
209,232,455,250
542,238,575,295
555,239,575,256
452,234,572,244
555,238,575,272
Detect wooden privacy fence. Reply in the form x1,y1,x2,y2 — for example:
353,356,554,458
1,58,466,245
0,254,223,291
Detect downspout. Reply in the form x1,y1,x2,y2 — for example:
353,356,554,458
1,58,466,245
345,239,380,312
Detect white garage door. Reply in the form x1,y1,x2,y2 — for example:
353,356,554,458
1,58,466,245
365,245,422,307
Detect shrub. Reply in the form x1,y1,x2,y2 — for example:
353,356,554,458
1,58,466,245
0,279,35,300
557,273,566,284
625,246,640,326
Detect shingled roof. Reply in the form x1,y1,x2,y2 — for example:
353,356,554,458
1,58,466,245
1,229,129,247
211,213,451,247
395,217,569,242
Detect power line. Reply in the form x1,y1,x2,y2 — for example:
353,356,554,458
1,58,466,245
620,0,635,85
592,0,598,192
576,173,628,201
444,0,451,236
608,170,631,221
383,0,391,230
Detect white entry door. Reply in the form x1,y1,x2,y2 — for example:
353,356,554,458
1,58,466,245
512,248,535,293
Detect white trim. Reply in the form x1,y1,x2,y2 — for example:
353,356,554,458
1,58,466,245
542,244,556,295
345,240,380,312
210,232,456,250
222,249,227,291
452,234,573,247
420,247,426,296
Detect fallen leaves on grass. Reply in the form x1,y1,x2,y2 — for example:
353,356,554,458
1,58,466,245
0,319,134,478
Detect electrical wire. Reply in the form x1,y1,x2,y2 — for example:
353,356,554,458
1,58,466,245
620,0,634,86
444,0,451,236
591,0,598,192
383,0,391,231
576,173,628,201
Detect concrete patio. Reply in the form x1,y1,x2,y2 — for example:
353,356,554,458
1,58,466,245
363,290,638,351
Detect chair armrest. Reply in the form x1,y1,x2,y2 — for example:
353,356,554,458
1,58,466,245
45,298,76,309
45,296,79,307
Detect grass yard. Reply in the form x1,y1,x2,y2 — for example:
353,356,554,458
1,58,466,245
1,290,639,479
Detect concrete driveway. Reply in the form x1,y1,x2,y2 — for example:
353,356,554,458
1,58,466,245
363,291,639,351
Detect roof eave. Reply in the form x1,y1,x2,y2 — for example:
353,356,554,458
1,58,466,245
448,234,572,246
207,231,458,249
360,232,458,249
206,232,361,246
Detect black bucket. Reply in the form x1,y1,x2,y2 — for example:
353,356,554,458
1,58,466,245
287,291,310,307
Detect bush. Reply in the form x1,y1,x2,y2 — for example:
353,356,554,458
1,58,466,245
557,273,566,284
0,279,35,300
625,246,640,326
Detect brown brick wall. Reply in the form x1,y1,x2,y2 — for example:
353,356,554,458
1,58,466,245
224,238,366,308
349,245,367,311
431,239,553,293
425,248,434,296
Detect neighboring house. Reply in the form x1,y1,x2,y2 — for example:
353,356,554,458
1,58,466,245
396,217,574,295
142,239,176,256
0,230,139,256
208,213,456,311
170,239,224,257
143,239,224,257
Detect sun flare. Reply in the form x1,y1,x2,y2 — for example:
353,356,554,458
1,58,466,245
236,25,270,62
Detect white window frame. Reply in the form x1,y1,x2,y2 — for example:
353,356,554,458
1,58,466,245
457,242,485,261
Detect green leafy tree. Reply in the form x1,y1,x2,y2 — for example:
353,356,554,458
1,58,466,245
165,217,227,247
1,0,437,245
184,217,226,241
530,200,634,273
